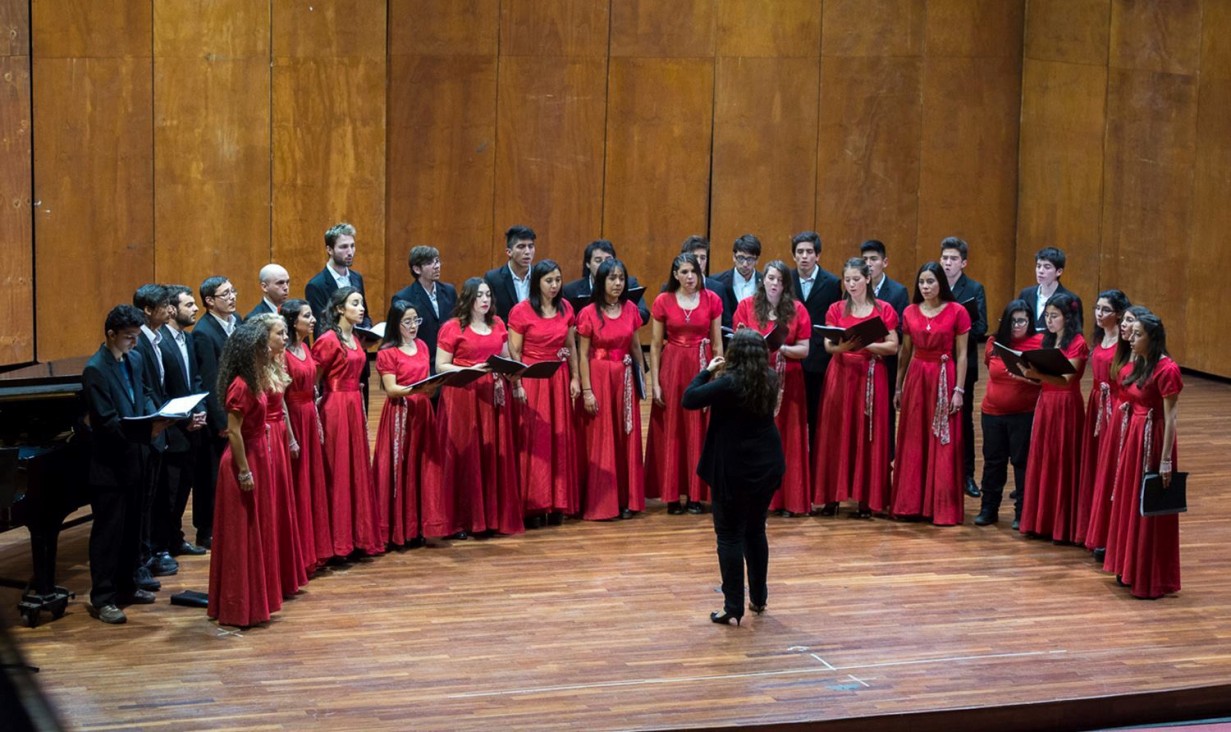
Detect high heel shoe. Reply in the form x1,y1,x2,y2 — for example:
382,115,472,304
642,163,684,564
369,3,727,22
710,610,741,626
748,602,766,614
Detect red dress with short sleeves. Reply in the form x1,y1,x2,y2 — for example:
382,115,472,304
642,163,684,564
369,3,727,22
890,302,971,525
284,346,332,572
208,378,276,627
576,302,646,520
312,330,383,556
1085,361,1133,551
733,298,813,514
1076,339,1117,547
814,300,899,513
1019,336,1089,542
509,300,579,516
645,289,723,505
435,318,524,536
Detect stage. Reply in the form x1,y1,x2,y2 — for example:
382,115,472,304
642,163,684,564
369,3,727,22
2,373,1229,731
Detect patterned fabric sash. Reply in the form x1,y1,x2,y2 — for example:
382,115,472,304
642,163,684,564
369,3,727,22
622,354,634,435
493,373,506,408
773,351,786,417
556,347,570,361
1142,407,1155,474
1094,381,1112,437
391,400,407,500
931,354,952,445
698,338,711,371
865,358,877,442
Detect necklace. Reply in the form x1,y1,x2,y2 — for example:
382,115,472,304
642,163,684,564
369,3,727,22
603,300,622,316
678,292,699,323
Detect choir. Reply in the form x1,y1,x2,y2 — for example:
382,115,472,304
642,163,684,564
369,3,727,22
81,225,1188,627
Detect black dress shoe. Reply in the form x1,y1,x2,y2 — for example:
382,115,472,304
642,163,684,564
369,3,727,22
687,501,705,515
817,502,838,517
119,589,157,605
620,508,634,520
449,531,469,540
171,540,207,556
89,604,127,624
667,501,686,515
748,602,767,614
196,534,213,550
710,610,741,626
776,508,791,518
134,567,161,592
974,507,998,526
547,511,564,526
964,478,981,498
1092,547,1107,562
149,551,179,577
524,515,544,530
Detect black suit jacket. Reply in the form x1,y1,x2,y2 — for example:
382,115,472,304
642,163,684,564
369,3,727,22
192,313,234,433
82,346,155,488
682,370,785,499
245,299,275,321
389,280,458,372
133,331,169,453
874,275,911,328
305,266,369,336
1018,282,1082,332
159,325,205,453
792,267,843,376
712,268,764,330
949,273,988,381
484,264,523,322
563,275,652,325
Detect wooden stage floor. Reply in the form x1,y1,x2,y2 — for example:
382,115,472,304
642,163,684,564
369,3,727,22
2,373,1230,731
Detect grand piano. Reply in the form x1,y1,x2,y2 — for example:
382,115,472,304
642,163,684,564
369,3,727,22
0,357,91,627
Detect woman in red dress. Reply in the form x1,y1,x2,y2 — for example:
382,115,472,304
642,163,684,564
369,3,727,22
577,259,647,521
815,258,900,519
733,260,811,516
1085,305,1151,557
890,262,970,525
1019,293,1088,542
280,299,332,574
435,278,523,538
647,253,724,514
1102,313,1182,599
371,299,442,548
1074,290,1131,548
208,321,278,628
508,259,580,527
312,286,383,558
251,313,307,598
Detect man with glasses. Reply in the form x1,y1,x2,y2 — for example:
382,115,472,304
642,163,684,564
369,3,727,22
713,234,764,329
190,276,240,549
390,245,457,373
939,237,988,499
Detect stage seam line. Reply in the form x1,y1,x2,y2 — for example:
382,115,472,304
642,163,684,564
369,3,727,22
848,675,871,688
811,653,836,670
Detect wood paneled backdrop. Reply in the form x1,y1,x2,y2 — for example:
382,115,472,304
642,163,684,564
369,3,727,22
3,1,1227,377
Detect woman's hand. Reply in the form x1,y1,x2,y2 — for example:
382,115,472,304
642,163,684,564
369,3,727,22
834,337,864,354
1020,365,1040,381
705,356,725,373
652,381,664,408
569,377,581,400
289,440,300,459
1161,459,1173,488
893,389,902,411
583,390,598,416
950,389,964,414
514,382,527,402
237,468,255,492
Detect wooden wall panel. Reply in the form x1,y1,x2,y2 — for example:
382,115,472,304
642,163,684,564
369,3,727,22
272,0,386,316
925,0,1024,59
388,0,500,56
610,0,714,58
1108,0,1201,75
0,0,32,365
820,0,926,57
33,0,153,361
1024,0,1109,66
492,56,607,270
815,56,922,266
499,0,609,57
386,55,498,296
602,58,714,290
715,0,822,58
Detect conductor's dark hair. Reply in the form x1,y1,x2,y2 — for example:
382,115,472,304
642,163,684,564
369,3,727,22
724,329,779,418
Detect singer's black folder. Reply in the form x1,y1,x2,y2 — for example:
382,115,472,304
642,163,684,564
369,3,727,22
1139,471,1188,516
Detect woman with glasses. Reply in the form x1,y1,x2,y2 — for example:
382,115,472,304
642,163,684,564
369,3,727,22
973,300,1043,528
1018,293,1088,542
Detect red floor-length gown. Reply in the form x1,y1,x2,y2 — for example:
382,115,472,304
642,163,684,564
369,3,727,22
645,289,723,505
264,387,308,597
284,346,333,572
733,297,813,515
890,302,971,525
1102,357,1182,599
312,330,383,556
1075,339,1116,547
1019,336,1089,542
371,343,442,545
576,301,646,520
509,300,580,516
208,378,277,627
435,318,524,536
814,300,899,513
1084,361,1133,551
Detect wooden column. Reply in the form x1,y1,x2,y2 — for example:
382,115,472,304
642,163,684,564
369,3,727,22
0,0,33,365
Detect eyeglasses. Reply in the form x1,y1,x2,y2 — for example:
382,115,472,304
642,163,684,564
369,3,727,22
1010,318,1030,326
734,255,758,265
401,317,423,326
215,289,237,298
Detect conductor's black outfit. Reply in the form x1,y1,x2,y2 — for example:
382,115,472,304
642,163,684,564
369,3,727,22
682,368,785,620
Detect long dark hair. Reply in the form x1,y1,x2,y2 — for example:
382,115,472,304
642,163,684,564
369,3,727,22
217,320,271,396
452,277,494,327
663,253,704,294
992,299,1032,346
911,261,956,304
751,260,796,329
1093,289,1131,343
528,259,564,316
1123,313,1168,388
1112,305,1152,377
724,329,778,418
1041,292,1082,349
590,259,628,309
322,286,362,340
280,298,310,346
381,299,418,349
840,256,882,317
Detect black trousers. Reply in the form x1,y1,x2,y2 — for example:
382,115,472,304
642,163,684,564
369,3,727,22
154,445,195,551
138,451,163,567
712,487,777,617
191,434,224,542
960,372,978,480
89,483,143,607
979,411,1034,513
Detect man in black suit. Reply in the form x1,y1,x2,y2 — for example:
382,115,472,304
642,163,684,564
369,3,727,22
131,284,177,581
389,245,457,372
861,240,911,456
485,224,537,321
82,305,171,624
157,285,209,557
712,234,764,329
790,232,842,436
940,237,988,499
191,276,240,549
304,222,373,408
1019,246,1082,331
562,239,651,325
244,263,290,320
